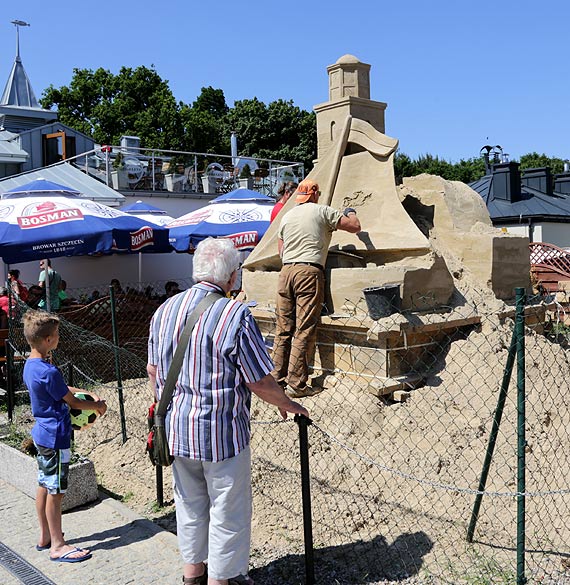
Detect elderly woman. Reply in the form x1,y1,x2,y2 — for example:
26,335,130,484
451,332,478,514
147,237,308,585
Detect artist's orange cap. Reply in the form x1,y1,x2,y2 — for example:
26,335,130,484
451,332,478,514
295,179,320,204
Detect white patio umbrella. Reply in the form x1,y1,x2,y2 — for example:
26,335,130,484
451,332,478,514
167,188,273,291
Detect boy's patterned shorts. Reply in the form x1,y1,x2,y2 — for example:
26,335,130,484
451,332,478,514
35,444,70,494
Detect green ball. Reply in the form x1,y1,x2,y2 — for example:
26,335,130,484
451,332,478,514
70,392,98,431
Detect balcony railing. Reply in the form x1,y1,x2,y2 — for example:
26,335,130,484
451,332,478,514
62,145,305,198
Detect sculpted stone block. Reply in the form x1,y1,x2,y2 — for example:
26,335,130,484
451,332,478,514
327,255,453,313
400,174,530,299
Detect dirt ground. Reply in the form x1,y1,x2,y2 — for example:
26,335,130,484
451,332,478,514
70,300,570,584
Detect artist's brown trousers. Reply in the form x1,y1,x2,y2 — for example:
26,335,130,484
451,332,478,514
272,264,324,392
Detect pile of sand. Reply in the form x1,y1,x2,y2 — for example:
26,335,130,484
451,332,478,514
74,304,570,583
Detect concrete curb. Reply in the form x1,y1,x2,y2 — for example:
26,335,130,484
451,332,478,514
0,442,98,511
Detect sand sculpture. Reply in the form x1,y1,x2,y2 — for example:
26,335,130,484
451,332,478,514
242,54,529,315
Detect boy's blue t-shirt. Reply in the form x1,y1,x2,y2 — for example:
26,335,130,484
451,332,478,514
23,358,71,449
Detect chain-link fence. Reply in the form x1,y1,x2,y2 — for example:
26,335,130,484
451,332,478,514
3,282,570,584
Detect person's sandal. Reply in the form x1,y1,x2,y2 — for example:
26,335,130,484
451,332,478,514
229,576,254,585
182,572,207,585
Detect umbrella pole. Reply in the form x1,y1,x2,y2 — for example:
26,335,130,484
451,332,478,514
138,252,142,290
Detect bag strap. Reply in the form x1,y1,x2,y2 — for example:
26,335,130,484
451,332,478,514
155,291,224,420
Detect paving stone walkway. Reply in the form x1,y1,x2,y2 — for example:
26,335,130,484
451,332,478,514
0,478,182,584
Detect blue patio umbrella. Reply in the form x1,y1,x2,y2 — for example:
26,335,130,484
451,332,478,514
120,200,175,227
0,179,172,264
209,188,271,203
120,200,176,282
120,200,168,214
167,188,274,253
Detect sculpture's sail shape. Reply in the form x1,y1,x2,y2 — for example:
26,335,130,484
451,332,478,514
244,115,430,271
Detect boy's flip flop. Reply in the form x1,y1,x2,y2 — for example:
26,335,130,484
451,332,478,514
36,532,64,551
50,548,92,563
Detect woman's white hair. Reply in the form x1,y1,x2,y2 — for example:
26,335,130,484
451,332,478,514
193,237,240,287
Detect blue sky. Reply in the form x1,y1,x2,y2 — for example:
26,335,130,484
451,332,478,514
1,0,569,163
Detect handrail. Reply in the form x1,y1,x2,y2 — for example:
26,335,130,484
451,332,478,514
1,144,304,197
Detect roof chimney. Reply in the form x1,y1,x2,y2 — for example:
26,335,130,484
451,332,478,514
521,167,553,195
490,161,521,202
554,162,570,195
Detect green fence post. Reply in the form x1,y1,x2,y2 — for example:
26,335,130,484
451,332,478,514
109,286,127,443
67,361,76,443
6,334,14,422
67,361,74,387
515,287,527,585
467,327,517,542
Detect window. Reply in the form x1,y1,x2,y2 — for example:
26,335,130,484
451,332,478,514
43,131,76,166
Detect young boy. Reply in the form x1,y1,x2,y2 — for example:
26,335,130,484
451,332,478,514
23,310,107,563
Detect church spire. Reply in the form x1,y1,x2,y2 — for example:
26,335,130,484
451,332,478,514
0,20,40,108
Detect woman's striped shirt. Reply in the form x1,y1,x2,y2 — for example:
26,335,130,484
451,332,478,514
148,281,273,462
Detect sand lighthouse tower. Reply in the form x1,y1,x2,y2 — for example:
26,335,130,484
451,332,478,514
314,54,387,161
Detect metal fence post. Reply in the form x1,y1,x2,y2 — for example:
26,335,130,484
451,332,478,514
156,466,164,507
109,286,127,443
67,361,76,443
6,336,14,421
467,328,517,542
515,287,527,585
105,148,110,186
67,361,74,387
295,414,315,585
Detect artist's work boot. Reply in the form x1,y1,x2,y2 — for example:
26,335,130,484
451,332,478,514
286,385,324,398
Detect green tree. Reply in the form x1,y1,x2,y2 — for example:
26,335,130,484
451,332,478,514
193,86,229,118
226,98,268,156
394,152,487,183
394,153,415,181
226,98,316,171
519,152,566,174
451,157,486,183
40,66,183,149
178,87,229,153
179,105,227,154
41,69,316,168
396,151,568,185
